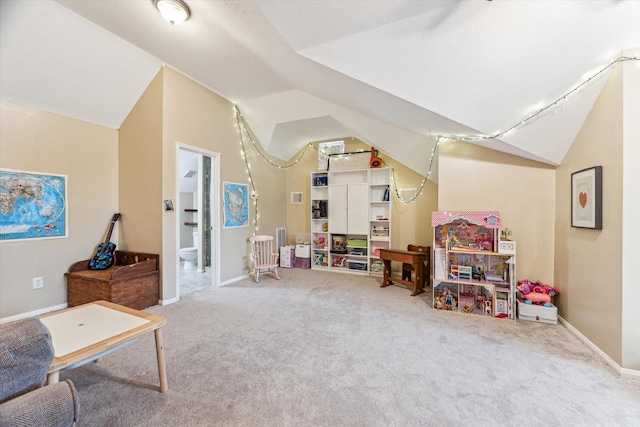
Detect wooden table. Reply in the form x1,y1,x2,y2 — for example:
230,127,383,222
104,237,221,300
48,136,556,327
39,300,168,392
379,249,428,296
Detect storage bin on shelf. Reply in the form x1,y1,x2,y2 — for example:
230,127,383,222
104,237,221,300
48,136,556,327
371,225,389,238
294,233,311,268
347,260,368,271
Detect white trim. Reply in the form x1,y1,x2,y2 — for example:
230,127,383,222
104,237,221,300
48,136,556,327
620,367,640,380
220,274,248,286
175,143,221,301
0,303,68,324
160,296,180,306
559,315,640,379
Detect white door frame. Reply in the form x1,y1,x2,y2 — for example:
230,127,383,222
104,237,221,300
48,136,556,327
176,143,221,298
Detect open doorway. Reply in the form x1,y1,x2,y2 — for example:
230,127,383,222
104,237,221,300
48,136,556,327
177,144,220,298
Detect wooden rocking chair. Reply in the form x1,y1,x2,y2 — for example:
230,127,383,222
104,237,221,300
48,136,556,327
249,235,280,282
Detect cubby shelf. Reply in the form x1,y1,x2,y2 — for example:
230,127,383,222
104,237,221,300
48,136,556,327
310,168,391,275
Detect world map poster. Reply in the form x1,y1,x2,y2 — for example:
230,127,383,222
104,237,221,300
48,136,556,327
223,182,249,228
0,169,68,241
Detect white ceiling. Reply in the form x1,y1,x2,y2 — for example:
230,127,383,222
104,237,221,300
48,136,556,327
1,0,639,181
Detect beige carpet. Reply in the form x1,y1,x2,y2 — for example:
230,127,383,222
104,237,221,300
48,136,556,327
61,268,640,426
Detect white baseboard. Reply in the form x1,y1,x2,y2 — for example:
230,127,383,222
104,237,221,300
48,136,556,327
0,303,68,324
220,274,249,286
161,275,248,305
160,296,180,306
559,315,640,380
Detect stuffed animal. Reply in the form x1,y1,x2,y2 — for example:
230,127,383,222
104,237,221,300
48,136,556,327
518,279,559,296
517,279,559,304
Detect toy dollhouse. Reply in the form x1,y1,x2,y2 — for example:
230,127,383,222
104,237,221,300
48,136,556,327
432,211,516,321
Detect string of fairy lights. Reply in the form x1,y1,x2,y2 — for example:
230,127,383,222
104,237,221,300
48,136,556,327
234,106,314,234
438,55,638,142
234,54,638,232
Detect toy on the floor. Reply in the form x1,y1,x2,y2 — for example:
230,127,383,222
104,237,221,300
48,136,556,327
517,280,559,304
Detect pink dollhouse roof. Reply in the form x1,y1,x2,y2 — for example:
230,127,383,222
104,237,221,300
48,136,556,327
431,211,502,228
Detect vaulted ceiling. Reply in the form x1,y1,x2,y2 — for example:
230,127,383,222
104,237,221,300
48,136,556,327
1,0,639,180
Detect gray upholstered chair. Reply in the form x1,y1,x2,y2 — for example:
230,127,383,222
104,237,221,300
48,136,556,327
0,317,79,427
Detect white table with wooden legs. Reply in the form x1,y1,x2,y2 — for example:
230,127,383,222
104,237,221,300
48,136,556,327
39,300,168,392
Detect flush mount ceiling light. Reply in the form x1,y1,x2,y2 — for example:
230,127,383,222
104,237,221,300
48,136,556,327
153,0,190,25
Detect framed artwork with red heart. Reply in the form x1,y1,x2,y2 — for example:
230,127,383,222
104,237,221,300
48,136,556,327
571,166,602,229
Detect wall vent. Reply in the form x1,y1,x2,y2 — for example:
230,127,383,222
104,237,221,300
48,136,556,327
276,227,287,249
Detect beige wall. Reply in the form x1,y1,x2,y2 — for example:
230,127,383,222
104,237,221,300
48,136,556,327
554,61,627,366
438,141,556,283
160,67,286,298
119,69,164,256
286,138,437,255
2,60,636,374
0,101,118,318
285,142,315,246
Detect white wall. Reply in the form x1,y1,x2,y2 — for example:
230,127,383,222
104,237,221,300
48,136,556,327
621,49,640,371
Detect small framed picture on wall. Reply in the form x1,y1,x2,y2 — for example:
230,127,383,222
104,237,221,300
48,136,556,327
571,166,602,230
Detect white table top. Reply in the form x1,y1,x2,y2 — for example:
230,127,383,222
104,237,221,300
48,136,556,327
40,304,151,357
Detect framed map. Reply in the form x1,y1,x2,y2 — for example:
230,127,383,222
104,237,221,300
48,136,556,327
223,182,249,228
0,169,68,242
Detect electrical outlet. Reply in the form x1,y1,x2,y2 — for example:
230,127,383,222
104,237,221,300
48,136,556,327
33,277,44,289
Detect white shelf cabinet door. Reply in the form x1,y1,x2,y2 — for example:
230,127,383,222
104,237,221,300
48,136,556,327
347,183,368,235
329,183,368,235
329,184,347,234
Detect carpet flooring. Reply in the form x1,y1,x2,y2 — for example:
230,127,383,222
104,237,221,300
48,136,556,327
61,268,640,426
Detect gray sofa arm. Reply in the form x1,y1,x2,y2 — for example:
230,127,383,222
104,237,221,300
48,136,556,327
0,380,79,427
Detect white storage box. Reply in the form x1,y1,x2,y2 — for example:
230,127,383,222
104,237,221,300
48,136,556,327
295,244,310,258
517,300,557,325
280,245,295,268
295,241,311,269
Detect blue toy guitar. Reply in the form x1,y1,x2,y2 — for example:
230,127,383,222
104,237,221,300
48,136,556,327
89,213,121,270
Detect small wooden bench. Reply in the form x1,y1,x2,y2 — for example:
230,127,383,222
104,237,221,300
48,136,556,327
66,251,159,310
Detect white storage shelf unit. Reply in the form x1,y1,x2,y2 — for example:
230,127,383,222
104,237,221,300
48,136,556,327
311,172,329,270
368,168,391,276
310,167,391,276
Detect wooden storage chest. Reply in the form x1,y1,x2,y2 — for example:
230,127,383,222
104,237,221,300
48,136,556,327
66,251,159,310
